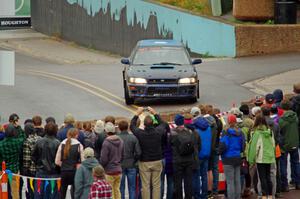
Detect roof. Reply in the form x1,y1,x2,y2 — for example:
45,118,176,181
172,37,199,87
137,39,183,47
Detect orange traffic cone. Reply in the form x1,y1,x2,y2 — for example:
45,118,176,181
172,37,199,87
1,161,8,199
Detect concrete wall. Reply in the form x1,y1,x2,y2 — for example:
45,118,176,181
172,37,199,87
30,0,236,57
236,25,300,57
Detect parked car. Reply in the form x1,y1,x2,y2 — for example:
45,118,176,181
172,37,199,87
122,39,201,105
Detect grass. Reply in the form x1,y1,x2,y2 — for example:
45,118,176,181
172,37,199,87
157,0,212,15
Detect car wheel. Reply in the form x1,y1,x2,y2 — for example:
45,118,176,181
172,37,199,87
124,83,134,105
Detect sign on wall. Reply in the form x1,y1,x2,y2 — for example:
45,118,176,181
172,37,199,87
0,51,15,86
0,0,31,29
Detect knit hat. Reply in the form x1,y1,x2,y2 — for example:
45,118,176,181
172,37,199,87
24,123,35,135
251,106,261,116
239,104,250,116
229,107,243,116
273,89,283,103
184,113,193,124
83,147,94,159
227,114,237,124
104,122,115,133
265,93,275,104
293,82,300,94
45,117,56,124
64,113,75,124
174,114,184,126
254,96,264,106
190,107,201,117
94,120,104,134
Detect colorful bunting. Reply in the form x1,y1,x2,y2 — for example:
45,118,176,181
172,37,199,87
57,179,61,192
37,179,41,194
15,175,20,191
50,180,55,194
30,178,34,191
44,180,49,192
7,172,12,185
22,176,28,192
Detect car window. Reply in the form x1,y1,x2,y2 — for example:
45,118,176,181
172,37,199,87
132,46,190,65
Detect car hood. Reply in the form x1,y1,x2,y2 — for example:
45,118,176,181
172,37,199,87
127,64,196,79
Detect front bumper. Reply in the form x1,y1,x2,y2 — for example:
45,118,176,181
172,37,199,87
127,83,198,98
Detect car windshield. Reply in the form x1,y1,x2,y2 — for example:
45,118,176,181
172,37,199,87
132,46,190,65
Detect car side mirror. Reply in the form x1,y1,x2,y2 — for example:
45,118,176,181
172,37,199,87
192,58,202,65
121,58,130,65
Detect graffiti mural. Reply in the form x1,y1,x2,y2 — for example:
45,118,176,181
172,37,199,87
31,0,236,57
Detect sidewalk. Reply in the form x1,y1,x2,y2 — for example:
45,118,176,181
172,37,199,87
243,69,300,95
0,29,119,65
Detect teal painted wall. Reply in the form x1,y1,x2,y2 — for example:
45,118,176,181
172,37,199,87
66,0,236,57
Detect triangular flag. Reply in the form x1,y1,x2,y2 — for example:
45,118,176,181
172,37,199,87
44,180,49,192
7,172,13,185
22,176,28,192
37,179,41,194
15,175,20,191
50,180,55,194
29,178,34,192
57,179,61,192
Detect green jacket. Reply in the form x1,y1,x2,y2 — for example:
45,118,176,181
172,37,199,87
238,117,254,158
279,110,299,152
247,125,275,165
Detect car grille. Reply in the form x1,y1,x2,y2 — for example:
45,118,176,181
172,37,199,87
147,79,178,84
147,87,178,96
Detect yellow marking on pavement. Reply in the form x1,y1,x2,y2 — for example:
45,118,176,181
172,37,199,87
27,69,139,109
22,70,136,114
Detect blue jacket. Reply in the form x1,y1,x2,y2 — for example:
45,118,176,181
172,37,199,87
57,124,85,146
194,117,212,159
219,127,244,165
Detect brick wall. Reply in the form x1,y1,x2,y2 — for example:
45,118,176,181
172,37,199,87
235,25,300,57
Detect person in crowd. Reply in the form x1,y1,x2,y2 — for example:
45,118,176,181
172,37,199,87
32,115,45,137
193,111,212,199
239,104,254,197
252,106,262,118
45,116,56,124
219,114,244,199
265,93,275,108
273,89,285,117
104,115,116,124
170,114,200,199
254,96,264,107
75,121,84,130
291,82,300,145
8,113,25,137
57,113,85,145
55,128,84,199
32,121,61,199
94,120,106,161
190,106,201,119
270,105,280,125
117,120,141,199
204,105,221,198
100,122,124,199
262,106,282,197
0,124,5,140
279,99,300,191
88,165,112,199
74,147,100,199
248,114,276,199
130,107,167,199
22,123,41,198
0,123,25,199
83,121,97,148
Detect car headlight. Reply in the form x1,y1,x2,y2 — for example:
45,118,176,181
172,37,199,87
178,77,196,84
129,77,147,84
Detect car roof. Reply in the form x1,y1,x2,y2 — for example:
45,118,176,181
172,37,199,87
137,39,183,47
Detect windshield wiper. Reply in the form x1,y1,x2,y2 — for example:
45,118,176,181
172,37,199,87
152,62,182,66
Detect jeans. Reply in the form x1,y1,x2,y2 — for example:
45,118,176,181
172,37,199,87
223,164,241,199
34,172,60,199
106,174,121,199
161,169,174,199
192,168,201,199
173,161,193,199
61,170,76,199
199,159,209,199
212,155,219,194
280,149,300,189
257,163,272,196
120,168,137,199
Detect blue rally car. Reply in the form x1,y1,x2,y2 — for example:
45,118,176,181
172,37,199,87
121,39,202,105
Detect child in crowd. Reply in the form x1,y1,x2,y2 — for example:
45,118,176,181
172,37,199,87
89,165,112,199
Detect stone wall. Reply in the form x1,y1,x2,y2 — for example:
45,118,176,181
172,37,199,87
235,24,300,57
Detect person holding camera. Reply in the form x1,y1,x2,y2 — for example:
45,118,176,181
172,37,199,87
130,107,167,199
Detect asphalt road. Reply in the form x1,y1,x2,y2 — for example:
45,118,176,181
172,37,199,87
1,51,300,124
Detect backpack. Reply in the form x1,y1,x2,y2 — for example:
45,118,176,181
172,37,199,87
174,128,195,156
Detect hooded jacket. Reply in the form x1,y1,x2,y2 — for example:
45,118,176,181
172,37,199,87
118,131,141,169
100,135,124,174
74,158,99,199
248,125,275,165
279,110,299,152
194,117,212,159
219,127,244,166
265,117,281,145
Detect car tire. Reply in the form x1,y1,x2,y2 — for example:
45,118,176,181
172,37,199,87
124,83,134,105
